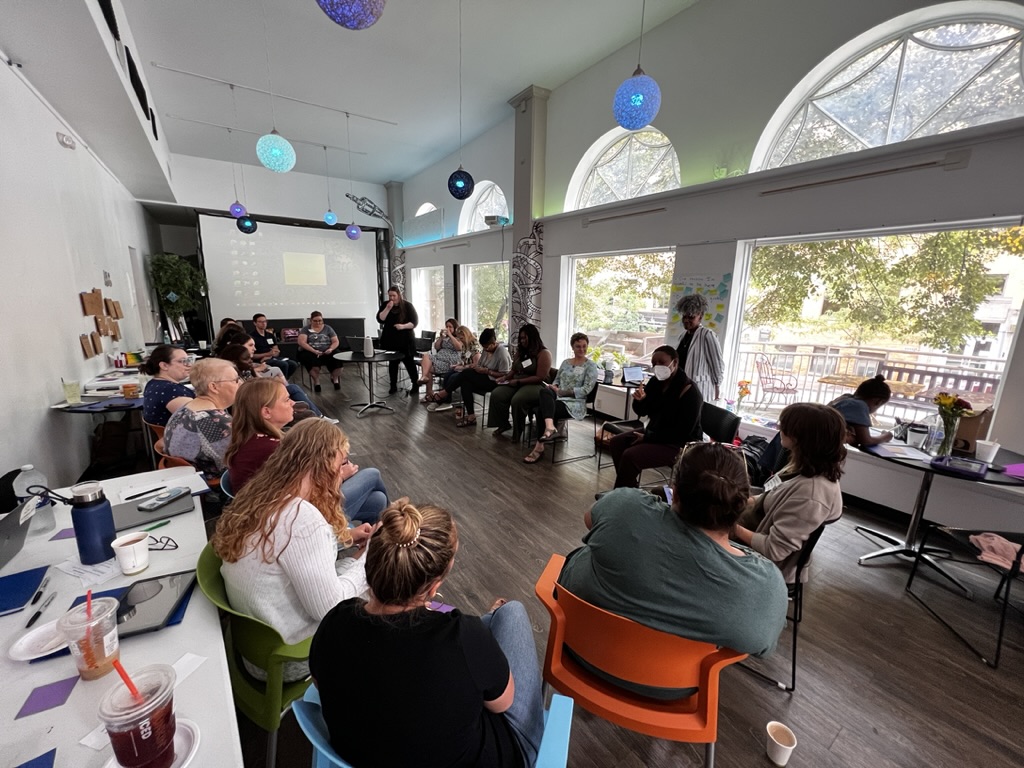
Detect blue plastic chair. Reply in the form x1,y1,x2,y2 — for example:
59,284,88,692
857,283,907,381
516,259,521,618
292,685,574,767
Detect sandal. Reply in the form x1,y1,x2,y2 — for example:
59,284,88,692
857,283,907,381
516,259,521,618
431,392,445,402
539,428,559,443
523,448,545,464
456,415,477,428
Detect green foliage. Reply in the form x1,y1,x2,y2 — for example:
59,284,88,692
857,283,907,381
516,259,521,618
746,228,1022,352
464,264,508,340
149,252,208,324
573,252,674,332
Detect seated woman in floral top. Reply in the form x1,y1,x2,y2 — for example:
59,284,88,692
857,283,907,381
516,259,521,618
164,358,240,475
523,332,600,464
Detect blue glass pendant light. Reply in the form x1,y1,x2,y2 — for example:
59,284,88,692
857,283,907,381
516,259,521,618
237,215,258,234
613,0,662,131
448,167,474,200
256,130,296,173
346,223,362,240
324,210,338,226
315,0,386,30
229,201,247,218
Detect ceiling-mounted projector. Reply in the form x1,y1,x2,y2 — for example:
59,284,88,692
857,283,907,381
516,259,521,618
484,215,510,227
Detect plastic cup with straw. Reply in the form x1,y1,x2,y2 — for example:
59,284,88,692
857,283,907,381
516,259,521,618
81,589,98,670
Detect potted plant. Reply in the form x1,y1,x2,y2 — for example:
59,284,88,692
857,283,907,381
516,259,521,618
149,253,208,341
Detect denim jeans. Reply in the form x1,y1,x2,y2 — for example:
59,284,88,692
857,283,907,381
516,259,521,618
286,383,323,416
480,600,545,767
341,467,388,524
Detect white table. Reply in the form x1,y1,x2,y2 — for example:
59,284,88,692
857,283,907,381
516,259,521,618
0,467,243,767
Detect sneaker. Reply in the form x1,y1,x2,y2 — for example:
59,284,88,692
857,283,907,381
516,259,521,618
426,402,439,412
435,403,453,412
322,417,340,424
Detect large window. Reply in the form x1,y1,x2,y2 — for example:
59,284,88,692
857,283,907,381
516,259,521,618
457,181,509,235
736,225,1024,423
409,265,445,334
569,251,676,364
753,6,1024,171
566,127,680,212
460,262,508,341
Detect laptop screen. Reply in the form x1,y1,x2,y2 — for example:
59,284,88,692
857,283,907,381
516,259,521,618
621,366,645,384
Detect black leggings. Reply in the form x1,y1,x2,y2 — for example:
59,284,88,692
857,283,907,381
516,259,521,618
537,386,572,422
297,350,342,373
388,355,418,389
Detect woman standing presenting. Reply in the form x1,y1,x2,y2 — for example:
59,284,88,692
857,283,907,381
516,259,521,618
675,293,724,402
378,285,419,395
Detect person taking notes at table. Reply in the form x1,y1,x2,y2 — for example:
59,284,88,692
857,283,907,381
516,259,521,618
828,374,893,447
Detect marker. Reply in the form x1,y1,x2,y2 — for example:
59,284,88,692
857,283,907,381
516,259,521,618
142,520,170,532
30,575,50,605
26,592,56,629
124,486,166,502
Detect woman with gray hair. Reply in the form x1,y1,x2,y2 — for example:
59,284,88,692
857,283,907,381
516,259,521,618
675,293,725,402
164,357,241,474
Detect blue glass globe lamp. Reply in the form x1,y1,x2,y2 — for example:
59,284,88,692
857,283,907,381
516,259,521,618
236,216,258,234
346,223,362,240
316,0,386,30
447,166,474,200
229,201,247,218
324,209,338,226
256,130,297,173
613,67,661,131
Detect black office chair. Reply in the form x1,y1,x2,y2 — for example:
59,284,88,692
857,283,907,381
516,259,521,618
906,524,1024,669
701,402,741,444
739,518,836,691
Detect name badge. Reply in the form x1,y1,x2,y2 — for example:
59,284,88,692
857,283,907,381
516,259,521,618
520,358,532,369
764,474,783,492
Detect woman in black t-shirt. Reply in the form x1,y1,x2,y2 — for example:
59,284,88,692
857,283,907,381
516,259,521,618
377,285,420,395
310,499,545,768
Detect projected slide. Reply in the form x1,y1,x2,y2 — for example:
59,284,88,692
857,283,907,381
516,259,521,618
199,215,379,323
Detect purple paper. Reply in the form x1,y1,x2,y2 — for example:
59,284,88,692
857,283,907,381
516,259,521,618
16,676,79,719
48,528,75,541
428,600,455,613
16,748,57,768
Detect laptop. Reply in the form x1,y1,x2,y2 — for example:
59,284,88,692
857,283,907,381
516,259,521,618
621,366,646,385
111,493,196,532
0,496,41,571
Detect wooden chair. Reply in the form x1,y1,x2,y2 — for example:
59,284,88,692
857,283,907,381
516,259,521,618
753,353,798,406
534,554,747,767
196,544,311,768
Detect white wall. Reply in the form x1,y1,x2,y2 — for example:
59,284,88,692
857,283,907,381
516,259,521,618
0,64,158,485
399,117,516,241
168,153,389,230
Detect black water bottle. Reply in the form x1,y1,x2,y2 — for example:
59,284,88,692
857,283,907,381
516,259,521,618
69,482,116,564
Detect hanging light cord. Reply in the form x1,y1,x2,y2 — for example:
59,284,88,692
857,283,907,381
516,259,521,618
346,113,356,218
228,85,240,200
637,0,647,69
259,0,277,129
458,0,464,165
323,145,332,210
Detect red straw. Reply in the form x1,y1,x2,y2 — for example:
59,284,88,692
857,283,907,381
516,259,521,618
113,660,142,701
86,589,92,619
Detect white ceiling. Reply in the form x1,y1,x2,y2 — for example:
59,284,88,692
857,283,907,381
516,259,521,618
120,0,696,185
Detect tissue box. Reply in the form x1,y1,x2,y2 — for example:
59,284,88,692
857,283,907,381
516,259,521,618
953,407,994,454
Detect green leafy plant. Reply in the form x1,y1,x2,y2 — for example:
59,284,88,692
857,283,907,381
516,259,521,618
149,252,208,337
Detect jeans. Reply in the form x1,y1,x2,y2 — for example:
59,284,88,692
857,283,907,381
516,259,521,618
286,384,323,417
341,467,388,524
480,601,545,767
267,357,298,378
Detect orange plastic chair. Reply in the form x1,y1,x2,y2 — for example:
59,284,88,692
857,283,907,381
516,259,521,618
534,554,747,768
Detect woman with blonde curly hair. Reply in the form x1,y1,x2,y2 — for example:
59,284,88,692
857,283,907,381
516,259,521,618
212,419,374,648
311,499,545,768
426,324,482,409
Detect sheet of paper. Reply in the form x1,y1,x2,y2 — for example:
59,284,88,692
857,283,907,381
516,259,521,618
16,675,79,719
54,557,119,588
868,444,932,461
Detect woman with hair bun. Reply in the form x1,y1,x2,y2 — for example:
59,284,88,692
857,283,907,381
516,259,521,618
828,374,893,447
560,442,788,698
310,499,545,768
733,402,846,582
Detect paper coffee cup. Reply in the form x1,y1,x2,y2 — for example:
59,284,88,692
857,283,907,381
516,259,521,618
975,439,1000,463
112,531,150,575
766,721,797,767
198,340,208,350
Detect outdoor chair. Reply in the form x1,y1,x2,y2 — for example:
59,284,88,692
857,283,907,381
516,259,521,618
754,353,798,407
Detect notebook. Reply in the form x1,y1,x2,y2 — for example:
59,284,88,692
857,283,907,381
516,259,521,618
111,493,196,532
0,565,48,616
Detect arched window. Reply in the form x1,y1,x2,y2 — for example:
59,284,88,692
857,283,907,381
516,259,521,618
415,202,437,216
752,3,1024,171
457,181,508,235
565,126,680,212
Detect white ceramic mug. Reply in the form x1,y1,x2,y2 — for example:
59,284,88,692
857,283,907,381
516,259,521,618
975,439,1000,463
198,340,208,350
111,532,150,575
766,721,797,767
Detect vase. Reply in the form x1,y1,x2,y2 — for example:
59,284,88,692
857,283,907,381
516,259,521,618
937,415,958,456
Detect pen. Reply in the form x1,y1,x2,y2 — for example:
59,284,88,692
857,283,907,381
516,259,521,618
143,520,170,532
26,592,56,629
30,575,50,605
124,486,166,502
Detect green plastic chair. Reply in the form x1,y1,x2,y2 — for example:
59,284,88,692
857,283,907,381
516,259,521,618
196,543,312,768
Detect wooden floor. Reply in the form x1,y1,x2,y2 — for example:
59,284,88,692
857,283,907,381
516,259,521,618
236,373,1024,768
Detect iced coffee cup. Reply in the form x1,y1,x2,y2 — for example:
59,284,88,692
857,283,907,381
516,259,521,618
56,596,120,680
98,664,177,768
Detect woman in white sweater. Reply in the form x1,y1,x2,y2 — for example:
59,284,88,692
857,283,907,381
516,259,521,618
733,403,846,582
212,418,374,646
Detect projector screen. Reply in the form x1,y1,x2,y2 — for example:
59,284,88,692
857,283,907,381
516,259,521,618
199,214,380,325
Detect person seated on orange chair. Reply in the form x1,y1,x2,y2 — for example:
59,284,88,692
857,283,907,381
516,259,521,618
559,442,788,699
163,358,240,475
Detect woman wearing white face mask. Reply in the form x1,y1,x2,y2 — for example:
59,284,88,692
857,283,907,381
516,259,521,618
606,345,704,488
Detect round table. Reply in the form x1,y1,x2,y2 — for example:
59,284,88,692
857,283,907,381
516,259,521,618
334,350,404,416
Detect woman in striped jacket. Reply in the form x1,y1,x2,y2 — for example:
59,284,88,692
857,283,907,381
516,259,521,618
675,293,724,402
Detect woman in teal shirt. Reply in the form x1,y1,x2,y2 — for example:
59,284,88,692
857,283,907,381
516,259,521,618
524,332,599,463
